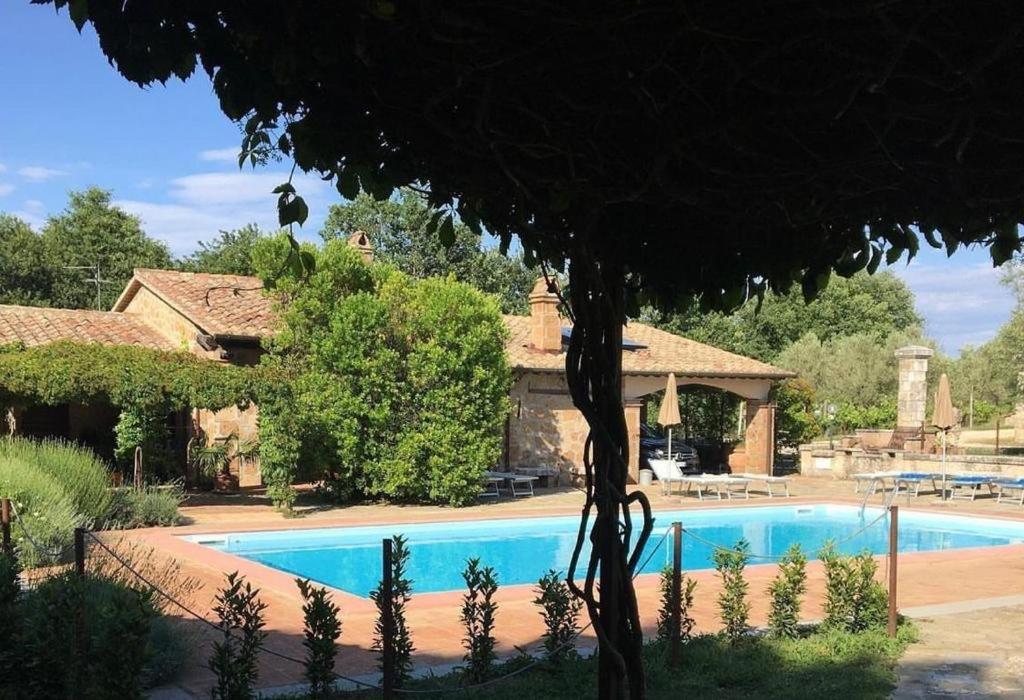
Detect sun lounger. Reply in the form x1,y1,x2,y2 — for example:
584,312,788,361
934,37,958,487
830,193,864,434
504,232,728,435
648,458,687,495
944,475,997,501
851,471,902,495
994,479,1024,506
731,473,791,498
681,474,751,501
892,472,942,497
482,470,538,498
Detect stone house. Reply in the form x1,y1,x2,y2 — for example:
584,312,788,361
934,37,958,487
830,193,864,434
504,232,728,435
0,239,792,486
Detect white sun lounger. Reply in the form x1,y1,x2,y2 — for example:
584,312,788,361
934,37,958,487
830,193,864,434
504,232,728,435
732,473,791,498
851,471,902,494
482,471,538,498
648,458,688,495
681,475,751,501
995,479,1024,506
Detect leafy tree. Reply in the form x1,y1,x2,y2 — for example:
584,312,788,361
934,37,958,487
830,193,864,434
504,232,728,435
54,5,1024,696
321,190,534,313
257,236,511,506
179,223,268,276
41,188,170,310
772,379,822,448
0,215,51,306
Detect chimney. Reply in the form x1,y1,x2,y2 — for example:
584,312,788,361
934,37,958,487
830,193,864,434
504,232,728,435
529,277,563,352
347,230,374,263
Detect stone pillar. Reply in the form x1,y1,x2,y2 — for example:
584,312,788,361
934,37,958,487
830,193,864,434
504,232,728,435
744,399,776,474
895,346,933,429
624,398,643,484
347,230,374,263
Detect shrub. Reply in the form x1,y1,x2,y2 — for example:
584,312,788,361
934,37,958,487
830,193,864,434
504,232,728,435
656,564,697,645
143,614,191,688
297,578,343,698
820,544,888,633
0,553,20,679
461,558,499,682
16,572,156,699
533,570,582,664
209,572,268,700
767,544,807,639
105,483,184,529
0,437,116,567
713,539,751,643
86,535,203,616
370,534,415,687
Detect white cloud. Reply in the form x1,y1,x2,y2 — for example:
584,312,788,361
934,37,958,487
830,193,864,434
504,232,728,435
0,184,13,197
115,170,332,255
0,163,6,173
17,165,67,182
894,259,1015,355
198,147,241,163
23,199,43,211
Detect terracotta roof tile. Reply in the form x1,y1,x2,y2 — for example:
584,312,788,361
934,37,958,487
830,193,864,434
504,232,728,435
502,315,793,379
0,305,175,350
114,269,275,339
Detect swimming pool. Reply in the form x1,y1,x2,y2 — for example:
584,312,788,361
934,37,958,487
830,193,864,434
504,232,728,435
185,504,1024,597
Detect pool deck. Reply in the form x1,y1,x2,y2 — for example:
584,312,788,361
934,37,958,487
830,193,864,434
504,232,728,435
125,475,1024,697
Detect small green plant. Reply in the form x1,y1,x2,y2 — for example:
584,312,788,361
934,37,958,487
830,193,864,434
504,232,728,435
713,539,751,643
0,552,21,678
656,564,697,645
209,572,268,700
370,534,415,687
767,543,807,638
297,578,343,698
460,558,499,682
820,543,888,633
533,570,582,664
105,482,184,528
192,441,232,480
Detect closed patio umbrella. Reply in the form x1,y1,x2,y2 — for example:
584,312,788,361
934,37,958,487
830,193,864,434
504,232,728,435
657,373,682,460
932,373,955,499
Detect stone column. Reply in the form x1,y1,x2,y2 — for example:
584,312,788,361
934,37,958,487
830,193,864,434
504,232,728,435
624,399,643,484
744,399,776,475
895,346,933,429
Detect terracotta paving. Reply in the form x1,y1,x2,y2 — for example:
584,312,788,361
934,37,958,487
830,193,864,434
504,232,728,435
112,476,1024,696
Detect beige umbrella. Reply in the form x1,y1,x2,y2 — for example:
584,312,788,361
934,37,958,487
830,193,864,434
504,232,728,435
657,373,682,460
932,373,955,499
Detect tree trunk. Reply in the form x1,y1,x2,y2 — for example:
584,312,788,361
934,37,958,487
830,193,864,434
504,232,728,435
563,244,653,699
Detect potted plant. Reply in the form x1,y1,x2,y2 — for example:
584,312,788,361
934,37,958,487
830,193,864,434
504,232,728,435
191,439,234,492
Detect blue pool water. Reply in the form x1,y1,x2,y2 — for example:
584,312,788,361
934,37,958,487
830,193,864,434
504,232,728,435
185,505,1024,597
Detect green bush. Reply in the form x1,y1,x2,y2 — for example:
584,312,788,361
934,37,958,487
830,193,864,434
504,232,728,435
820,543,888,633
767,544,807,639
258,240,511,508
533,570,582,664
713,539,751,644
210,572,268,700
105,484,184,529
297,578,343,698
142,615,191,688
15,572,156,699
460,558,499,683
370,534,415,687
0,437,111,521
656,564,697,645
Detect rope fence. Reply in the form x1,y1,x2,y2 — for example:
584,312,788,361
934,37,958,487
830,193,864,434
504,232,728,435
0,498,900,696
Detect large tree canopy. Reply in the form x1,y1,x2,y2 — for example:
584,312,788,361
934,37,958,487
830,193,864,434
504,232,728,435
46,3,1024,697
57,1,1024,304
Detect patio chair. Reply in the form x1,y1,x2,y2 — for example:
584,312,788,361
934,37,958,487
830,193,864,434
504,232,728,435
480,475,503,498
509,475,538,497
731,473,791,498
994,479,1024,506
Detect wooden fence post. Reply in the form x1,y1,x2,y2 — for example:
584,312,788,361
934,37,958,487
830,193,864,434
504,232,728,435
671,521,683,668
1,498,10,557
382,537,395,699
887,506,899,638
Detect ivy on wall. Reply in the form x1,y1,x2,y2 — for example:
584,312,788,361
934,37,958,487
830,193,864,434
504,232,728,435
0,341,262,471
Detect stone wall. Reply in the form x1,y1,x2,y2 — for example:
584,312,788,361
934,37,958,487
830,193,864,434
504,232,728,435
799,443,1024,480
895,345,933,429
508,372,643,484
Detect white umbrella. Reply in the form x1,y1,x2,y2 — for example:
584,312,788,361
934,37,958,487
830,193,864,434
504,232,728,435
932,373,955,499
657,373,682,460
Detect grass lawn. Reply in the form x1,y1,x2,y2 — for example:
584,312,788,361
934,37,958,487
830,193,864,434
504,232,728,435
320,624,917,699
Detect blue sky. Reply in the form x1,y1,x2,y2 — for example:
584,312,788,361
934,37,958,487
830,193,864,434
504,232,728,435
0,3,1016,355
